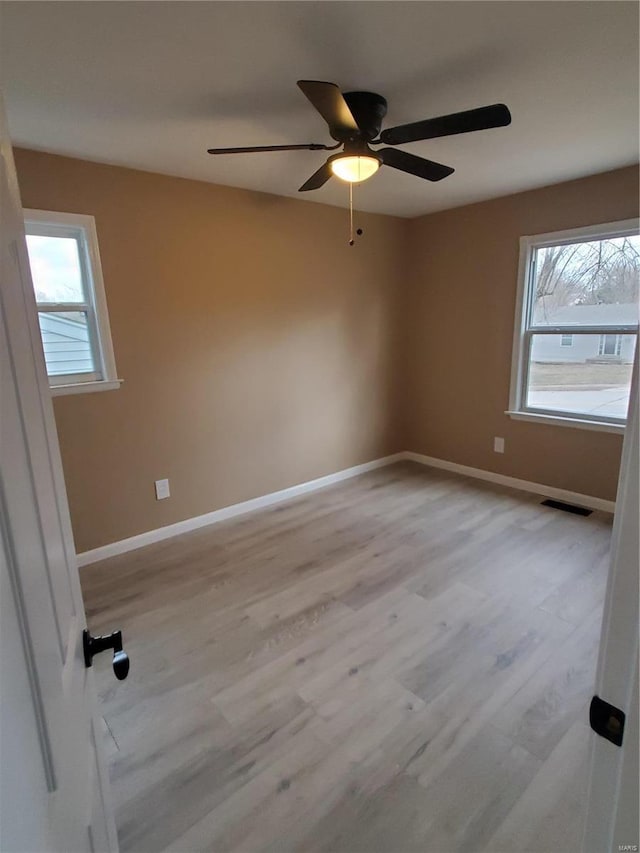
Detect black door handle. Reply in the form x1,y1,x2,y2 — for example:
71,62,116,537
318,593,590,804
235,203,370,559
83,629,130,680
589,695,625,747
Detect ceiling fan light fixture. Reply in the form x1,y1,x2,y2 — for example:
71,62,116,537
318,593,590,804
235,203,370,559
330,154,380,183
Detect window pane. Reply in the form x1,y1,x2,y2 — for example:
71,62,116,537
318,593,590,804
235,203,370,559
26,234,85,304
531,235,640,327
527,334,636,419
38,311,96,377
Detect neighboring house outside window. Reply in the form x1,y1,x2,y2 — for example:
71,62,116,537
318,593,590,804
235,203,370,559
508,219,639,433
24,209,120,396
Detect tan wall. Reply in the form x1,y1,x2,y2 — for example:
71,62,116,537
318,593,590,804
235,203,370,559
14,151,638,552
404,165,639,502
14,149,407,553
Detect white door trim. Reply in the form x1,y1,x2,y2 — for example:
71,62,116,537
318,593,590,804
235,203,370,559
0,90,118,853
583,356,639,852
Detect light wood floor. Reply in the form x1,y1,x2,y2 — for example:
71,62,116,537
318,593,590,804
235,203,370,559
81,462,612,853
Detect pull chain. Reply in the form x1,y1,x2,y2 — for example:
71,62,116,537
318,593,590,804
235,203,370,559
348,184,363,245
349,182,354,246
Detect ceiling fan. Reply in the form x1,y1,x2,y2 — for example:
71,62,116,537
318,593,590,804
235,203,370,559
208,80,512,192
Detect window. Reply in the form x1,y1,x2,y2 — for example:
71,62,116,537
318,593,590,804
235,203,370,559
24,210,120,395
509,219,639,432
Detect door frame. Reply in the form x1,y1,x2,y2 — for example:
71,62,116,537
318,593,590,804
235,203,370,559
583,356,639,852
0,91,118,852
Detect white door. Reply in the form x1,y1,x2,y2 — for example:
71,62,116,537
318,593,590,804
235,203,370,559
583,359,639,853
0,94,118,852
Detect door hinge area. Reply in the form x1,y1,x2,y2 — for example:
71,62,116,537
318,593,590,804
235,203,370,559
589,695,625,747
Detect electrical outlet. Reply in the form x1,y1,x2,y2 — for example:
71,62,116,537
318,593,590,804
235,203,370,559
155,478,170,500
494,437,505,454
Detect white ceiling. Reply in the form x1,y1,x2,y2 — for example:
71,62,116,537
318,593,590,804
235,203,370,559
1,1,638,218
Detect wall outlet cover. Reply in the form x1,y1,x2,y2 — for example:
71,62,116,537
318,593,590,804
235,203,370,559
155,478,170,500
494,437,505,454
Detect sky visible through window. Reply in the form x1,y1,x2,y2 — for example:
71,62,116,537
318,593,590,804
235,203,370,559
26,234,84,303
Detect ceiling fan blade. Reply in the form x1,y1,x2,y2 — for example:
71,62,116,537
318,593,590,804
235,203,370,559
380,104,511,145
298,158,333,192
208,143,334,154
380,148,454,182
297,80,359,139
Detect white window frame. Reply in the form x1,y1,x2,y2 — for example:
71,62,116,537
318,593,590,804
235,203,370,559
560,334,573,347
507,218,639,434
23,209,121,396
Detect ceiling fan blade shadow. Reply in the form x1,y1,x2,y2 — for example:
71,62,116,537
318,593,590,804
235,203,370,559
297,80,359,139
381,104,511,145
380,148,454,182
298,158,333,192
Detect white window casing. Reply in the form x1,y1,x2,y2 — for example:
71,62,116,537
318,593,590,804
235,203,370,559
507,218,639,434
23,209,121,396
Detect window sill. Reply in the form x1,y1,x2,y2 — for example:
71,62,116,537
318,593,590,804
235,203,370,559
50,379,123,397
505,410,625,434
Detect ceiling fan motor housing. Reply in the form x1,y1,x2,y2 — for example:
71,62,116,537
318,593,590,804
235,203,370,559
342,91,388,141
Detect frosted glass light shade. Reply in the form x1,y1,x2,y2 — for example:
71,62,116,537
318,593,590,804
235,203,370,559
330,155,380,183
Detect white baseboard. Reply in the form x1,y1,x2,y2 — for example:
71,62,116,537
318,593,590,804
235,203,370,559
77,449,615,567
404,451,616,514
76,453,405,567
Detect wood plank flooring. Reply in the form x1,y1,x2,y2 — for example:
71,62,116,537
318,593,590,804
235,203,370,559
81,461,612,853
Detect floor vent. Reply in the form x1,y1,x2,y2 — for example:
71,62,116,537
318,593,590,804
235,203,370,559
541,498,592,516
